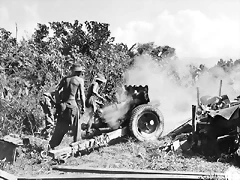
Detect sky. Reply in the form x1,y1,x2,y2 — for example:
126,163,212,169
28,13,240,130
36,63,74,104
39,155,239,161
0,0,239,66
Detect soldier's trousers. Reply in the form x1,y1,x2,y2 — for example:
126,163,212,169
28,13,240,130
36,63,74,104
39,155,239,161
49,101,80,149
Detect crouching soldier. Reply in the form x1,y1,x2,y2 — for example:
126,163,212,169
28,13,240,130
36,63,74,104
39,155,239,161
85,73,107,133
39,90,56,140
48,64,85,150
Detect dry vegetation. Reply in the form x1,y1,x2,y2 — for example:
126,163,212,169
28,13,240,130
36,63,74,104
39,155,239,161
1,135,238,177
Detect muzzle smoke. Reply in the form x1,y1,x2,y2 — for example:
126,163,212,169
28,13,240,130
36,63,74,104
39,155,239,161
101,86,133,129
124,55,240,135
123,55,195,135
102,54,240,136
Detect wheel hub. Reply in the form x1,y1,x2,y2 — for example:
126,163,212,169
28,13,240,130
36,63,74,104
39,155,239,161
137,112,159,134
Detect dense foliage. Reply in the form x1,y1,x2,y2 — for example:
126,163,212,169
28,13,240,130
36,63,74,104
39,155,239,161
0,20,239,137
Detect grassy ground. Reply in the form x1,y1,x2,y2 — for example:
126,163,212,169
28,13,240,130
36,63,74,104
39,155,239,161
1,134,239,178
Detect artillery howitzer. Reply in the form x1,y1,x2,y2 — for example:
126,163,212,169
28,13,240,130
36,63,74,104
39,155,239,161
167,80,240,157
191,80,240,156
46,85,164,161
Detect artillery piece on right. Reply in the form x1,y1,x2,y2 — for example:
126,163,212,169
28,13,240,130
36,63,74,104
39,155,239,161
192,80,240,156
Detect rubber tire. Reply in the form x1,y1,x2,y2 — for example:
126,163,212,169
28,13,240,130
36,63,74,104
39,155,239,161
129,104,164,141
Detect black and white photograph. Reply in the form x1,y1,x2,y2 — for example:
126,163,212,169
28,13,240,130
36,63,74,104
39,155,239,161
0,0,240,179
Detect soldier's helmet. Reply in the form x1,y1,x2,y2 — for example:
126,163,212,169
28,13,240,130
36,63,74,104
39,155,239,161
71,64,85,72
95,73,106,83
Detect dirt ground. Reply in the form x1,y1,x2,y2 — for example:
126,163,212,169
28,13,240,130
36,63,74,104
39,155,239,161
1,134,239,178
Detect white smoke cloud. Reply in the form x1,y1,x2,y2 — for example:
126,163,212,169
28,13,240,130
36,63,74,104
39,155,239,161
122,54,240,136
124,55,196,135
112,10,240,66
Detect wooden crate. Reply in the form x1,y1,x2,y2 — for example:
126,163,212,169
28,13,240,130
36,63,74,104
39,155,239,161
0,140,18,164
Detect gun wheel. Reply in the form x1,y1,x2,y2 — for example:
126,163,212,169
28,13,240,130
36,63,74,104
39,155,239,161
129,104,164,141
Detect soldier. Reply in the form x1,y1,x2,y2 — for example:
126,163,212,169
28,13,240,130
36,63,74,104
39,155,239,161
85,73,107,133
39,90,56,140
48,64,86,150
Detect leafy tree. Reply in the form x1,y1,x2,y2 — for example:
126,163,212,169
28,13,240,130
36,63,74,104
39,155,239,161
48,20,112,58
217,58,234,72
33,23,50,52
128,42,176,60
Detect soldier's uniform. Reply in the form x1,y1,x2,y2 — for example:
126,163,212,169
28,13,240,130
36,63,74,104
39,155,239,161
85,73,106,132
49,64,85,149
